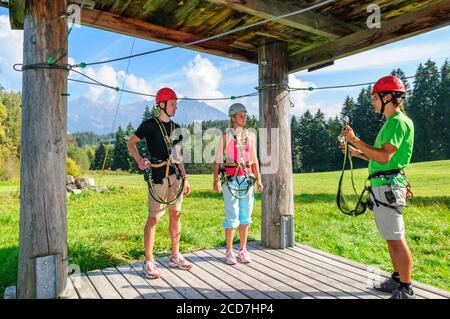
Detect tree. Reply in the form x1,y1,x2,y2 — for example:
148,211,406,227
291,116,301,172
126,122,135,138
437,60,450,158
90,142,109,170
298,110,314,172
409,60,440,161
325,116,342,172
341,96,355,126
111,126,130,171
126,122,140,172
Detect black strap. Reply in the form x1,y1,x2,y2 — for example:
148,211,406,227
336,143,368,216
368,169,404,180
367,186,403,215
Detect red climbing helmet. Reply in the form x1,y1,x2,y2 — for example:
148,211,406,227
156,87,178,104
372,76,406,95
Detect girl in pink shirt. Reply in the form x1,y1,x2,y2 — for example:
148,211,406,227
213,103,263,265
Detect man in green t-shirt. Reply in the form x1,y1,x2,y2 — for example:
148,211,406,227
341,76,415,299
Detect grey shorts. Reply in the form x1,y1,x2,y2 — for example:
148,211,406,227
370,185,407,240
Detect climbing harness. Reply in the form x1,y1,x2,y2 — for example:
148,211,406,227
336,136,413,216
143,116,185,205
219,128,256,200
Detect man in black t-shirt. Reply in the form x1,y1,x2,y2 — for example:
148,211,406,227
128,87,193,279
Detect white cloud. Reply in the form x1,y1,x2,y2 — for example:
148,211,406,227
70,63,153,103
118,71,153,101
288,74,316,116
183,54,228,111
295,41,450,75
0,14,23,90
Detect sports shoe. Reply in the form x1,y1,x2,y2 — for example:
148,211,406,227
373,277,400,293
225,250,237,265
143,260,160,279
237,248,251,263
389,286,416,299
169,254,193,270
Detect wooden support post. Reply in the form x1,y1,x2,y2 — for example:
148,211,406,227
17,0,68,299
258,39,294,249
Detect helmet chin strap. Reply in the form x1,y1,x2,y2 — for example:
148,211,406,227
378,93,394,120
159,102,171,118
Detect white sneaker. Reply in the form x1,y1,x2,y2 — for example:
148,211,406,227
225,250,237,265
143,260,160,279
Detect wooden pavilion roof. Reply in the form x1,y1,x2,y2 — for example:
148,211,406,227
3,0,450,72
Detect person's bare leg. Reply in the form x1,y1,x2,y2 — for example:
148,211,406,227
144,215,160,261
387,242,399,273
169,209,181,257
387,240,413,283
239,224,249,250
225,228,235,252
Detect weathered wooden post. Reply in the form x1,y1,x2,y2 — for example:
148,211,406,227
258,39,295,249
17,0,68,298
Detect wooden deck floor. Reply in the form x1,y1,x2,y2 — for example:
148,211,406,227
64,241,450,299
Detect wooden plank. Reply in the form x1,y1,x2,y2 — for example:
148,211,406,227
254,245,428,300
80,8,257,64
158,257,227,299
17,0,69,299
212,248,315,299
247,242,382,299
101,267,142,299
291,245,444,299
192,250,271,299
60,277,79,299
295,244,450,299
85,269,122,299
129,262,184,299
198,249,289,299
182,253,249,299
259,243,386,297
259,39,294,249
207,0,358,39
232,245,357,299
289,0,450,72
71,273,100,299
150,261,206,299
116,264,163,299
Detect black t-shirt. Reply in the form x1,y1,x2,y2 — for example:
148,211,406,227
135,117,183,183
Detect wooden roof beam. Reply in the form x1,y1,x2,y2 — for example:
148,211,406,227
4,0,25,30
80,8,257,64
207,0,359,39
288,0,450,73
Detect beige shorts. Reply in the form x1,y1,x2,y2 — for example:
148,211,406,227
370,185,406,240
148,174,183,218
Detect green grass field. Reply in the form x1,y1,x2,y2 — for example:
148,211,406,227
1,160,449,297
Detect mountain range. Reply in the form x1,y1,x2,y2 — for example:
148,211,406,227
68,97,228,134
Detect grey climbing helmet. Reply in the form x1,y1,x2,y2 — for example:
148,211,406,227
228,103,247,116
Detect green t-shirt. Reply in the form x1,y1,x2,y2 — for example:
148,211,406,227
368,112,414,187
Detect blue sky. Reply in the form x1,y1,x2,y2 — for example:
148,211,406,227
1,6,449,118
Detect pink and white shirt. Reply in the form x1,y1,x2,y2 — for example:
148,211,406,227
215,129,257,176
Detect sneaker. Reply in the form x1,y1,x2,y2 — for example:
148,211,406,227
169,254,193,270
373,277,400,293
237,248,251,263
143,260,160,279
389,286,416,299
225,250,237,265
